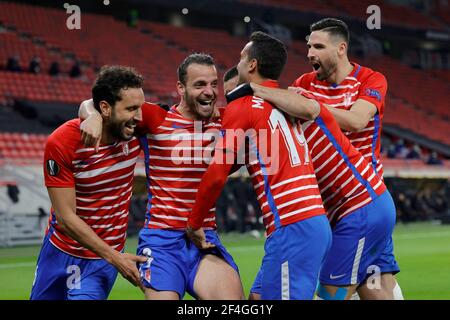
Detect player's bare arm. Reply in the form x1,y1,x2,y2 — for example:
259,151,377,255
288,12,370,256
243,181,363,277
250,82,320,120
47,187,147,290
325,99,377,132
79,99,102,151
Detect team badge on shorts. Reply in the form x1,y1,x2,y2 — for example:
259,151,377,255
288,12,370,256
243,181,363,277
46,159,60,176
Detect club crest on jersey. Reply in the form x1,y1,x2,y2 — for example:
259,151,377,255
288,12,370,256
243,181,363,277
46,159,60,176
344,92,353,107
122,142,129,156
365,88,381,101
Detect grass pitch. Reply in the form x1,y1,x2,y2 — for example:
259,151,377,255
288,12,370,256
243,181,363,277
0,222,449,300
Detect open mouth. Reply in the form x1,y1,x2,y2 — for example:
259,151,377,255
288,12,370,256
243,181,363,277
197,99,214,112
312,62,321,71
124,122,136,135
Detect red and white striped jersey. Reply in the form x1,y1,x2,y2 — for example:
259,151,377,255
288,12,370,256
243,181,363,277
292,63,387,176
139,103,223,230
219,80,325,236
44,119,140,259
302,103,386,227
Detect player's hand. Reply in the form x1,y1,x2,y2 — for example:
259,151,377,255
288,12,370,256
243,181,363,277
111,252,147,291
287,86,305,94
186,226,216,250
80,113,102,152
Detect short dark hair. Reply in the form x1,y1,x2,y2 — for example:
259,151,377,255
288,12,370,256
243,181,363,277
248,31,287,80
223,65,238,82
92,65,143,111
177,53,215,85
310,18,349,44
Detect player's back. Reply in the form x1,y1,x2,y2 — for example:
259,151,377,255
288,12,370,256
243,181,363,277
301,104,386,226
44,118,140,258
293,64,386,176
223,80,325,236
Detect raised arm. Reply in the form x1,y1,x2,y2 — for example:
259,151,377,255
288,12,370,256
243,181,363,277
325,100,377,132
250,82,320,120
48,187,147,290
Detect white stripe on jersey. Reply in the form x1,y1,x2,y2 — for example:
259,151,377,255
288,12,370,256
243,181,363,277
266,204,324,227
261,186,320,208
310,82,361,90
150,145,214,151
78,210,127,220
356,145,373,151
77,186,132,202
344,126,374,135
304,90,359,100
91,223,127,231
152,204,192,212
149,165,206,172
306,126,321,143
150,186,198,192
73,145,140,168
76,197,131,211
151,214,188,221
165,117,193,124
312,142,333,162
273,195,323,211
75,171,134,187
315,153,341,178
75,158,137,179
270,174,317,190
104,234,126,241
148,132,218,141
75,144,116,154
350,135,374,143
157,196,195,203
151,176,201,182
76,182,131,194
149,155,209,162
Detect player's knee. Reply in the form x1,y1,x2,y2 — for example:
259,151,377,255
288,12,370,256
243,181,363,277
317,284,349,300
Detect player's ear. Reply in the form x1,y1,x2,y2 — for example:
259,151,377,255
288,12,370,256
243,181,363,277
338,41,347,57
249,58,257,74
176,81,185,96
99,100,112,117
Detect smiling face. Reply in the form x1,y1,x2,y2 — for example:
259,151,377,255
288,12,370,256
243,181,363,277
104,87,144,141
177,63,218,120
307,30,346,81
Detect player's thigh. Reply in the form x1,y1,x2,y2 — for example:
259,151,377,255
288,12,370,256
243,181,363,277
190,230,243,300
144,287,180,300
193,254,244,300
357,273,398,300
67,259,118,300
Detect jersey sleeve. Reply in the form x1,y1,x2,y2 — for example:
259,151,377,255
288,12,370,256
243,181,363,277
44,128,76,188
137,102,168,134
357,72,387,113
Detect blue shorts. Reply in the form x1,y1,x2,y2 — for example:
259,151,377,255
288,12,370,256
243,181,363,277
319,190,399,286
136,228,239,299
30,232,117,300
253,215,332,300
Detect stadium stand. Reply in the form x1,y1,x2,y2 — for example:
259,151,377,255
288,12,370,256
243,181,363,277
0,1,448,243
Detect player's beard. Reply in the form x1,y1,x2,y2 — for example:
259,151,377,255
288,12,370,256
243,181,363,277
316,59,337,81
184,90,215,120
108,111,135,141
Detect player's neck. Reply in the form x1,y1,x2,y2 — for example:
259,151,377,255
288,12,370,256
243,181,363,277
100,128,117,146
327,60,353,85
